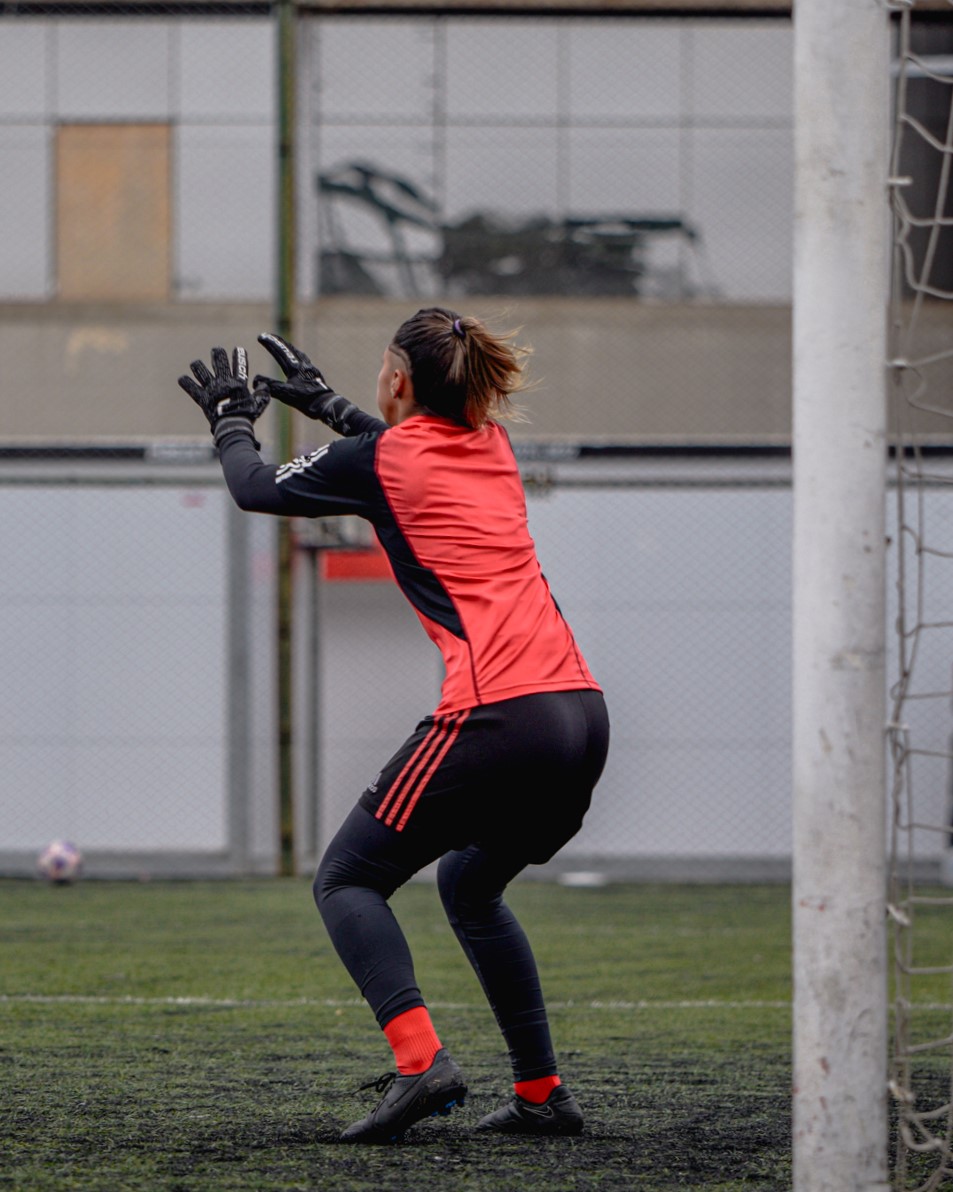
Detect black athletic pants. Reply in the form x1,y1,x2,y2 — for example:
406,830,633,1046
314,689,610,1082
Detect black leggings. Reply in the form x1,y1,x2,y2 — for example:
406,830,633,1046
314,689,609,1082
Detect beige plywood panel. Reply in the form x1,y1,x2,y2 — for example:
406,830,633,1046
57,124,171,302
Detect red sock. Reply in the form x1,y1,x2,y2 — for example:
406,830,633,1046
514,1074,562,1104
383,1006,442,1075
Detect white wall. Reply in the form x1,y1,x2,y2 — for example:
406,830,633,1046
305,16,793,302
527,482,793,861
2,468,948,877
0,482,231,853
0,16,276,302
0,14,792,303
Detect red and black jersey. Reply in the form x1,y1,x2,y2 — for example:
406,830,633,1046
217,413,600,715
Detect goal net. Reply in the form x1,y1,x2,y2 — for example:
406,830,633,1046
888,6,953,1189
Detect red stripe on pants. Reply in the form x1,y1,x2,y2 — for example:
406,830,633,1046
376,713,464,829
394,710,470,831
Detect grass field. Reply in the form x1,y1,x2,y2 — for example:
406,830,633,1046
3,878,797,1191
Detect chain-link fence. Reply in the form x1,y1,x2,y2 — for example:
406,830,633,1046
0,3,821,878
0,457,280,876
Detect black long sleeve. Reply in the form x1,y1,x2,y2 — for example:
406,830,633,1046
316,394,388,438
214,420,386,521
216,426,295,514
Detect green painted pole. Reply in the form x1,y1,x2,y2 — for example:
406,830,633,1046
275,0,297,876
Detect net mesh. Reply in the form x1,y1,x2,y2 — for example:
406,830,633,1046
888,5,953,1188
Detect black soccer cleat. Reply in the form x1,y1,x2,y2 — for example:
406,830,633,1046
474,1084,584,1136
339,1047,467,1144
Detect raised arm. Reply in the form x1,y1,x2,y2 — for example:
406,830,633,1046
254,332,387,438
179,344,385,519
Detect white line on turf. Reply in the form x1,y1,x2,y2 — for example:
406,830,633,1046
0,994,796,1010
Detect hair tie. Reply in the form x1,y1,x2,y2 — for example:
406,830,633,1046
452,318,466,341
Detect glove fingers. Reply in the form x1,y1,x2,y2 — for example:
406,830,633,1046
257,332,297,373
178,375,207,404
258,332,312,374
189,359,214,388
252,374,299,400
211,346,231,381
232,346,249,383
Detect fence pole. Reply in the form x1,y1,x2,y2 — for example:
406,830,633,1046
791,1,890,1188
227,502,252,872
275,0,297,876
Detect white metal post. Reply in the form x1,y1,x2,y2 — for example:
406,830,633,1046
792,1,890,1189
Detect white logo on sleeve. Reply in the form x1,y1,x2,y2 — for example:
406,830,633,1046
275,444,330,484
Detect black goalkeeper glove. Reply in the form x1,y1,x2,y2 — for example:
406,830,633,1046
178,346,270,449
254,332,365,436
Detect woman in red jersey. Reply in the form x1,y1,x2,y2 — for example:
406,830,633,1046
179,308,610,1144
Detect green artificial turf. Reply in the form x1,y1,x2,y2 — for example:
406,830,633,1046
2,879,797,1190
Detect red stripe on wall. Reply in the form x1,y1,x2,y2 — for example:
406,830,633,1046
321,545,392,581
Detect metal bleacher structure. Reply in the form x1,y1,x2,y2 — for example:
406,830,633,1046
316,160,708,301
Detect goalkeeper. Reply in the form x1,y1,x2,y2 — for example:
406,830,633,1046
179,307,609,1145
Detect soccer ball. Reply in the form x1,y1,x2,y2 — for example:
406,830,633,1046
37,840,83,885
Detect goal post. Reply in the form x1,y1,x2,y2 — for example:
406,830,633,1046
791,1,891,1189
